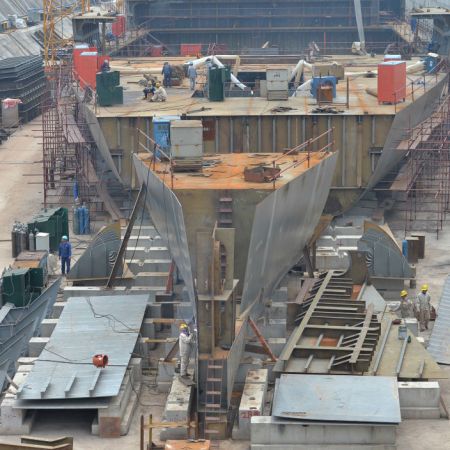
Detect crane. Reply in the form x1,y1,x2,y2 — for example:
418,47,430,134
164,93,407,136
43,1,91,68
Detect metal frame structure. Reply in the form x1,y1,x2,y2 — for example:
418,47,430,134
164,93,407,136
404,92,450,237
42,60,101,211
275,271,381,374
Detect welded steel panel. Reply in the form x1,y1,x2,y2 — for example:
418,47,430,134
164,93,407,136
357,222,412,278
0,278,62,341
428,275,450,364
368,76,447,189
67,222,121,281
272,374,401,423
17,294,148,400
241,152,338,314
0,278,61,389
133,155,196,311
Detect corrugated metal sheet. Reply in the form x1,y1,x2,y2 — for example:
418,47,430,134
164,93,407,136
272,374,401,424
428,275,450,364
16,294,148,400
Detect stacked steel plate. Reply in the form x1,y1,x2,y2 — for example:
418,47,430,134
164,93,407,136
0,55,47,123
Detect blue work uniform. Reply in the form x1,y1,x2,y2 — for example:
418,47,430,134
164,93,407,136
58,241,72,275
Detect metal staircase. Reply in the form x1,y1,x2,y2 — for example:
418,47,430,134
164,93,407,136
218,191,233,228
204,358,226,445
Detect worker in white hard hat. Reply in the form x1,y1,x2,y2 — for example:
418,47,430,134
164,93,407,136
100,59,110,73
58,235,72,275
150,82,167,102
416,284,431,331
179,323,196,379
399,290,414,319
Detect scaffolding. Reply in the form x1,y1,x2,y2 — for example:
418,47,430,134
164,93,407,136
404,93,450,237
42,60,100,212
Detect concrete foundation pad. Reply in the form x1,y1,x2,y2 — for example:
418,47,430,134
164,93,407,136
401,407,441,419
251,416,397,446
398,381,440,408
250,445,396,450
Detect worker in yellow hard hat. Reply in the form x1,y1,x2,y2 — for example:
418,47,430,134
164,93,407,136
150,82,167,102
399,290,414,319
416,284,431,331
178,323,196,379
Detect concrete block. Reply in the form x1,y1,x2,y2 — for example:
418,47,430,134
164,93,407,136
401,407,440,419
125,258,172,273
404,318,419,336
246,369,269,387
134,272,170,287
0,372,35,435
28,337,49,357
157,360,177,383
251,445,396,450
398,381,440,408
161,376,193,439
251,416,397,446
39,318,58,337
234,383,266,439
51,301,66,318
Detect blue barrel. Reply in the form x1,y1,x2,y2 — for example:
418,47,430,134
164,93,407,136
402,239,408,258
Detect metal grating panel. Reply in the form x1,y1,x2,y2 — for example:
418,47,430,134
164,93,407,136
272,374,401,423
428,275,450,364
17,294,148,400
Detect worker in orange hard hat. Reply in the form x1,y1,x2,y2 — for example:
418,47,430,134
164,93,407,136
416,284,431,331
399,290,414,319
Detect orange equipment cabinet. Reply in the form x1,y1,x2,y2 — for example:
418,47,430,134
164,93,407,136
378,61,406,104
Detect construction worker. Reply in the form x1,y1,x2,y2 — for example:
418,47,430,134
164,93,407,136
150,83,167,102
179,323,196,379
399,290,414,318
416,284,431,331
58,235,72,275
100,59,110,73
187,62,197,91
162,62,172,88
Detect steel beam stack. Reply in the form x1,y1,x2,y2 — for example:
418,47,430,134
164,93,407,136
0,56,47,124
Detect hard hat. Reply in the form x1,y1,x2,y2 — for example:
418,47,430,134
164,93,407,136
62,235,68,241
400,290,408,297
179,323,188,330
421,284,428,291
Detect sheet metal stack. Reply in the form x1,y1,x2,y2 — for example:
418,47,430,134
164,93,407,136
0,55,47,124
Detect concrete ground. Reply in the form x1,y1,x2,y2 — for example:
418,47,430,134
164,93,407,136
0,119,44,271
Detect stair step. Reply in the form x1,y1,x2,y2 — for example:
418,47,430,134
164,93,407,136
220,197,232,202
208,365,223,369
206,391,221,395
205,429,220,434
205,416,221,422
218,208,232,213
218,219,232,224
206,403,221,408
207,378,221,382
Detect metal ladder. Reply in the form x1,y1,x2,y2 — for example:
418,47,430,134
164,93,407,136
218,191,233,228
204,358,225,444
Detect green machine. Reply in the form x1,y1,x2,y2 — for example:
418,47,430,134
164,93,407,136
208,66,230,102
96,71,124,107
28,207,69,252
1,268,32,307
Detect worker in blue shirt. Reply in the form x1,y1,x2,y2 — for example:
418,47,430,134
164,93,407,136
58,235,72,275
162,62,172,88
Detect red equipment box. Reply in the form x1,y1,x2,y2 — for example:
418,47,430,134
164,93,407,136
112,15,126,37
180,44,202,56
77,52,98,89
378,61,406,104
